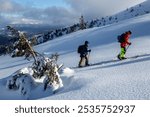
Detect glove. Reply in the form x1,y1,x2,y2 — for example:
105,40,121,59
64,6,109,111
88,49,91,52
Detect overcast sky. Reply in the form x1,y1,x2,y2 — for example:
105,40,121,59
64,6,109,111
0,0,147,28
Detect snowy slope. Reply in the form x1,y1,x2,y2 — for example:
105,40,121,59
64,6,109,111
1,12,150,99
114,0,150,22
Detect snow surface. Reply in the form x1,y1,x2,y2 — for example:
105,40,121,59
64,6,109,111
1,8,150,100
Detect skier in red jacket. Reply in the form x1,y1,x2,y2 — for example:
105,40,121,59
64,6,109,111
118,31,132,60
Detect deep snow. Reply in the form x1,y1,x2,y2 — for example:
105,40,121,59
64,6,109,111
1,9,150,99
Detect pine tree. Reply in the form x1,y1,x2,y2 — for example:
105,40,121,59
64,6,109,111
7,26,37,62
79,15,86,30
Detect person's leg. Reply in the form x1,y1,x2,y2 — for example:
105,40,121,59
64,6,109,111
85,55,89,66
120,47,126,59
79,56,84,67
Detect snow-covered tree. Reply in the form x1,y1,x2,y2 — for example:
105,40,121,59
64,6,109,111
7,26,37,61
6,53,63,98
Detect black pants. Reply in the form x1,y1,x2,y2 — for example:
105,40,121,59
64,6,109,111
79,55,89,66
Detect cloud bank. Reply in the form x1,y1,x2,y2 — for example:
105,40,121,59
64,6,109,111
0,0,147,28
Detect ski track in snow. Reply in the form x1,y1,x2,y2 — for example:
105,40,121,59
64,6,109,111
1,50,150,99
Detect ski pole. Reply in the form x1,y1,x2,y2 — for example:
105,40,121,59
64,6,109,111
88,51,91,60
126,45,130,50
87,50,91,64
125,45,130,54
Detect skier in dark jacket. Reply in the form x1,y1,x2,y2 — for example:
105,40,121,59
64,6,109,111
78,41,91,67
118,30,132,60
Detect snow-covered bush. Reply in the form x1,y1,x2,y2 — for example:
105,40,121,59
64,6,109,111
6,67,35,98
32,54,63,90
6,54,64,98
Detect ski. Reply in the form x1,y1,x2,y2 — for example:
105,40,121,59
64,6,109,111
72,53,150,69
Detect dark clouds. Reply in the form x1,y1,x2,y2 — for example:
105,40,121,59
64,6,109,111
0,0,78,27
0,0,25,13
0,14,10,27
0,0,147,27
20,6,78,26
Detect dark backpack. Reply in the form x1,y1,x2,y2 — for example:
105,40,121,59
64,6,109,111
77,45,84,53
117,33,125,43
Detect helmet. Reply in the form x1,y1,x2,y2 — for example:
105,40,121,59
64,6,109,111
85,41,89,45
